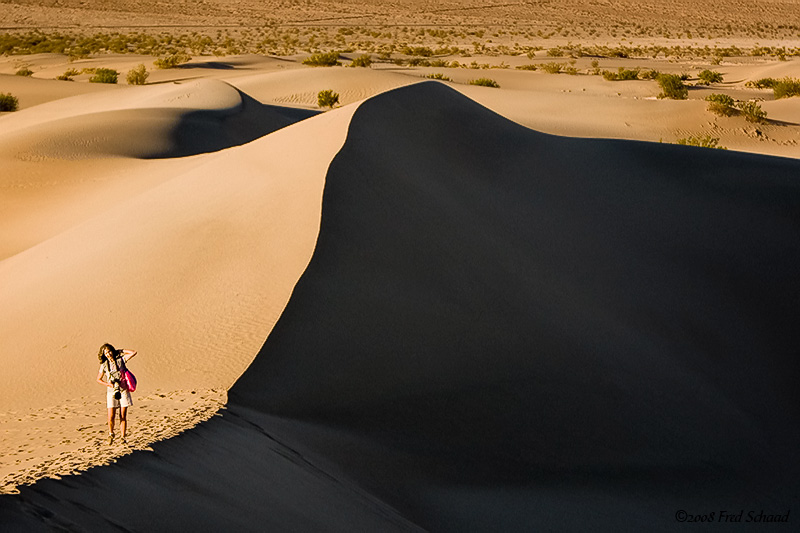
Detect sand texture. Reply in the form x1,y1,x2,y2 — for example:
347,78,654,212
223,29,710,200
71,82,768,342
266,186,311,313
2,81,798,530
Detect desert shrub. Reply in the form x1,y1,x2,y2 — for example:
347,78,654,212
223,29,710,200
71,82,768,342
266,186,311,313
705,93,736,116
698,69,723,84
317,89,340,109
469,78,500,88
540,62,563,74
126,64,149,85
154,53,189,69
15,67,33,76
89,68,118,84
772,77,800,99
676,135,726,149
737,101,767,123
424,73,452,81
679,72,690,81
0,92,19,111
640,69,660,80
603,67,640,81
303,51,341,67
516,64,537,71
745,78,777,89
657,74,688,99
55,68,79,81
350,54,372,68
564,66,578,75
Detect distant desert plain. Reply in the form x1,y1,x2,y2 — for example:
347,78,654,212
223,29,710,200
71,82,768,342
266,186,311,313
1,0,799,530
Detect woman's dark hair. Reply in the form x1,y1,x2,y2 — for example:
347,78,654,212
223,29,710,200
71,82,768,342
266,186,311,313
98,343,116,363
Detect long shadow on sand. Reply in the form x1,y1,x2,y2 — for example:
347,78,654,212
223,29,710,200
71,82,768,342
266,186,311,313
2,82,799,532
145,90,319,158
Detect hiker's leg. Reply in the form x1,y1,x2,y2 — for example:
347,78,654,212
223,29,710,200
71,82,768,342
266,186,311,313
119,407,127,439
107,407,116,435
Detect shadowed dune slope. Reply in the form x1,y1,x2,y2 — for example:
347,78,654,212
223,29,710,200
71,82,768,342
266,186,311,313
230,82,800,525
2,82,799,531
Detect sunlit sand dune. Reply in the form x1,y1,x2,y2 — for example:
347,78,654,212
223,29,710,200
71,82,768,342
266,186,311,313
2,82,798,530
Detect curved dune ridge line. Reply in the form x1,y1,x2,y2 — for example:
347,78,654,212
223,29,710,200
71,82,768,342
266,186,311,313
0,98,355,409
0,78,318,260
1,81,798,530
0,91,358,491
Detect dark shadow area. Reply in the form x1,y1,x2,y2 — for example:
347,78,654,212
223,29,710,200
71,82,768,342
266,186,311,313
144,90,319,158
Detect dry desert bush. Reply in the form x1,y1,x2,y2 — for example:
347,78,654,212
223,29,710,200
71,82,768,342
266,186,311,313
317,89,339,109
127,64,149,85
88,68,118,84
0,92,19,111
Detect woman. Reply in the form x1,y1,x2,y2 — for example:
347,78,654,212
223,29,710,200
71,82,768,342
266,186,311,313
96,343,137,445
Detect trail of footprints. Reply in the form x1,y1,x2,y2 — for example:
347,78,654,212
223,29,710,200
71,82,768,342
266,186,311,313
0,389,227,493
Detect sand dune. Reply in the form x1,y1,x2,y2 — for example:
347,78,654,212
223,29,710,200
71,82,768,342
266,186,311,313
2,82,798,530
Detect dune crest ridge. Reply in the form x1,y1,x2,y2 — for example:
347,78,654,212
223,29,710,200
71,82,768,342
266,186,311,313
2,82,799,531
0,93,355,492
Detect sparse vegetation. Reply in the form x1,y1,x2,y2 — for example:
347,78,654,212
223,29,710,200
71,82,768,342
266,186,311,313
350,54,372,68
515,64,538,71
602,67,640,81
303,51,341,67
737,100,767,123
772,77,800,99
676,135,726,149
697,69,723,85
89,68,118,84
469,77,500,88
0,92,19,111
745,78,777,89
657,73,688,99
425,73,452,81
55,68,79,81
15,67,33,76
126,64,149,85
317,89,340,109
705,93,736,116
154,53,190,69
540,62,563,74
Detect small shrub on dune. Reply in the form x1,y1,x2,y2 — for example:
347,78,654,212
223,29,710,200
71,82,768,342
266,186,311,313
540,62,563,74
0,92,19,111
639,69,660,80
154,53,190,69
317,89,340,109
126,64,149,85
657,73,688,99
425,73,452,81
89,68,119,84
516,64,537,71
350,54,372,68
88,68,118,84
745,78,777,89
705,93,736,116
676,135,726,149
697,69,723,85
303,51,341,67
15,67,33,77
602,67,640,81
469,78,500,88
772,77,800,99
56,68,79,81
737,100,767,123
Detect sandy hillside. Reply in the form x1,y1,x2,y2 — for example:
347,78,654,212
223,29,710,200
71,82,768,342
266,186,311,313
0,74,351,491
1,46,800,497
1,82,798,531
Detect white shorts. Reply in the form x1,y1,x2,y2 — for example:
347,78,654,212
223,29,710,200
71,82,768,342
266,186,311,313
107,387,133,408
